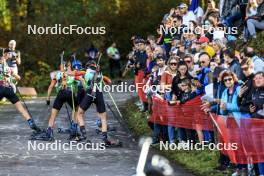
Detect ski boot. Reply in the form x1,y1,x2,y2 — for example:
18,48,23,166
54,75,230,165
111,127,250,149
30,127,54,141
68,123,81,141
28,119,42,133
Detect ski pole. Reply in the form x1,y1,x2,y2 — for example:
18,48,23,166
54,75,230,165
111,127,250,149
65,104,72,126
16,87,33,119
104,86,123,118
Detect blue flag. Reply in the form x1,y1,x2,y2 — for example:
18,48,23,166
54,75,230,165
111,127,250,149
189,0,199,14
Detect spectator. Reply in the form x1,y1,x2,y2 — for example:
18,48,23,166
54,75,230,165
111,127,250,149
7,40,21,75
172,15,184,40
183,54,200,77
171,61,193,101
243,0,258,40
85,43,98,61
178,3,196,26
238,58,255,114
188,0,204,24
223,48,243,80
203,0,219,23
212,39,226,64
160,57,178,101
244,47,264,73
196,52,212,95
250,71,264,119
150,55,167,145
219,0,241,27
246,0,264,39
246,0,258,17
219,71,250,175
169,61,193,143
107,42,121,78
219,71,250,118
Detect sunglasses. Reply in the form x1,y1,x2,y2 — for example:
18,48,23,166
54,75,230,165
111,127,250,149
223,78,233,82
170,62,177,66
200,61,206,64
185,60,192,63
241,67,249,71
181,84,188,87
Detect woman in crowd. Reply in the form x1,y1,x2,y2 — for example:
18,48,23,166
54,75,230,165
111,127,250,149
160,57,178,101
168,61,193,143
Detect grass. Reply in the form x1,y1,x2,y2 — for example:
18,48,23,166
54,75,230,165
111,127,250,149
121,99,233,176
236,32,264,56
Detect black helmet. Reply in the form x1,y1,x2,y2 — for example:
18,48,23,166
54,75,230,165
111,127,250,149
85,60,97,70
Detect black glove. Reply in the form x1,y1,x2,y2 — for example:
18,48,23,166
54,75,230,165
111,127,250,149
46,99,50,106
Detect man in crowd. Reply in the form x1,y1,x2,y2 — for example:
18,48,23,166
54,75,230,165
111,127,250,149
178,3,196,26
107,42,121,78
7,40,21,75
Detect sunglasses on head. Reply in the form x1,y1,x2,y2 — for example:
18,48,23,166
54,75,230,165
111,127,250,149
223,78,233,82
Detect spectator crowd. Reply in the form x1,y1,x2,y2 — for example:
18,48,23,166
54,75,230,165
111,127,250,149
125,0,264,175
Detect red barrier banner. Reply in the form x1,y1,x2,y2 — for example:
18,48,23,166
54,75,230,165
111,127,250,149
213,115,264,164
135,70,148,103
149,95,214,131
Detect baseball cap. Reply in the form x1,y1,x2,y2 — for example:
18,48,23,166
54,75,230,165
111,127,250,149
178,3,188,8
197,37,209,44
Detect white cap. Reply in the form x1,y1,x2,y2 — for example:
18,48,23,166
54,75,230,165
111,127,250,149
9,40,16,45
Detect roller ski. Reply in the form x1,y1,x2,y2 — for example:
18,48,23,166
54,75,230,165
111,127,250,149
101,132,122,148
67,122,81,141
69,126,91,143
57,121,78,134
30,127,55,142
57,128,71,134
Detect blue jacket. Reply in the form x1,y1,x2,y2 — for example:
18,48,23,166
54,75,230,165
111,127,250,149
196,67,211,95
220,85,251,120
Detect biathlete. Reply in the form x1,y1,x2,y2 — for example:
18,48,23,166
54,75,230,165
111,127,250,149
0,49,41,133
74,60,118,146
32,61,81,141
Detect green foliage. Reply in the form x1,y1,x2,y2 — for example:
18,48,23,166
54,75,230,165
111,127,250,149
0,0,185,92
0,0,11,31
21,60,51,93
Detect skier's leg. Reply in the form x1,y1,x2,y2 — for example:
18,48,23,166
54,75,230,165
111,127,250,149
4,86,41,132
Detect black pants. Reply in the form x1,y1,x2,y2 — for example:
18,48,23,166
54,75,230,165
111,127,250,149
0,86,19,104
79,89,106,113
109,59,121,78
53,89,78,110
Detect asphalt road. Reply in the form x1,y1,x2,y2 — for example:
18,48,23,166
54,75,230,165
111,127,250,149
0,88,194,176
